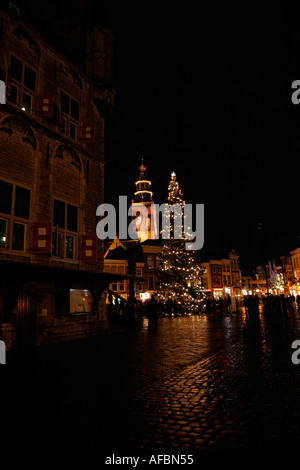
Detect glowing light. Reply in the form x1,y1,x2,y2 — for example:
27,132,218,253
140,292,150,301
135,180,152,186
134,190,153,196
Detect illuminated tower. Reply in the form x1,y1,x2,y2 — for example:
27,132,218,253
132,159,157,241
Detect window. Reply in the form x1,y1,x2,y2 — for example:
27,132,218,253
8,55,36,113
60,91,79,140
52,199,78,259
70,289,92,314
119,281,125,292
0,180,30,252
148,276,154,290
147,255,154,269
156,255,160,268
136,268,143,276
0,219,7,248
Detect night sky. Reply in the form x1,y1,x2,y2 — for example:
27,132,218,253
22,1,300,274
103,3,300,274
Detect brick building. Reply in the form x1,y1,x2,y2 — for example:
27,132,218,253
0,2,121,350
201,250,242,300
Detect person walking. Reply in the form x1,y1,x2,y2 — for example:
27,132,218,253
227,294,232,314
148,295,159,327
218,296,223,316
205,297,211,314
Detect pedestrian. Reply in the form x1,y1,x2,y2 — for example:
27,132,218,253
205,297,211,314
147,295,159,327
223,296,228,315
166,297,173,316
218,296,223,316
227,294,232,314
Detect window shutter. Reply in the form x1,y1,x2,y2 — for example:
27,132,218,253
32,222,52,253
38,94,54,116
79,123,95,142
81,235,97,261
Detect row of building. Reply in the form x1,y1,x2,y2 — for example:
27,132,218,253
246,249,300,298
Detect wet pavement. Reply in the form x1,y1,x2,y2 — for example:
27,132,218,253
4,306,300,453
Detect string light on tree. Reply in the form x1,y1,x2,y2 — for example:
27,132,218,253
157,172,205,314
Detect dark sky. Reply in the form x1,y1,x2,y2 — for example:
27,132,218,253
22,1,300,274
102,2,300,274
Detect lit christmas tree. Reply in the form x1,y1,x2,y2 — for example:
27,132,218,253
157,172,205,314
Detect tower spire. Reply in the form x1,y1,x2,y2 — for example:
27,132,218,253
139,158,147,180
134,159,153,204
132,159,157,241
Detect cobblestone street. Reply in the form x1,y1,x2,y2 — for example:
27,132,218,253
4,307,300,453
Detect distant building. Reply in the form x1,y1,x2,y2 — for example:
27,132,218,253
201,250,242,300
0,2,120,350
250,260,284,295
104,161,162,303
241,275,253,293
281,248,300,295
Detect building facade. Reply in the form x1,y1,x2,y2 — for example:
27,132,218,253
281,248,300,295
201,250,242,300
0,3,118,350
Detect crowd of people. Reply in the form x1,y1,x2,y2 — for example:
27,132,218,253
242,292,300,317
204,295,232,315
107,289,300,328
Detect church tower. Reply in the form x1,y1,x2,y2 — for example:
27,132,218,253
132,159,157,242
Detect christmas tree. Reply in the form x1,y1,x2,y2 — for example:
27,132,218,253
157,172,205,314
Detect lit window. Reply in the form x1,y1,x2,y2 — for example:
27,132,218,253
70,289,93,314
